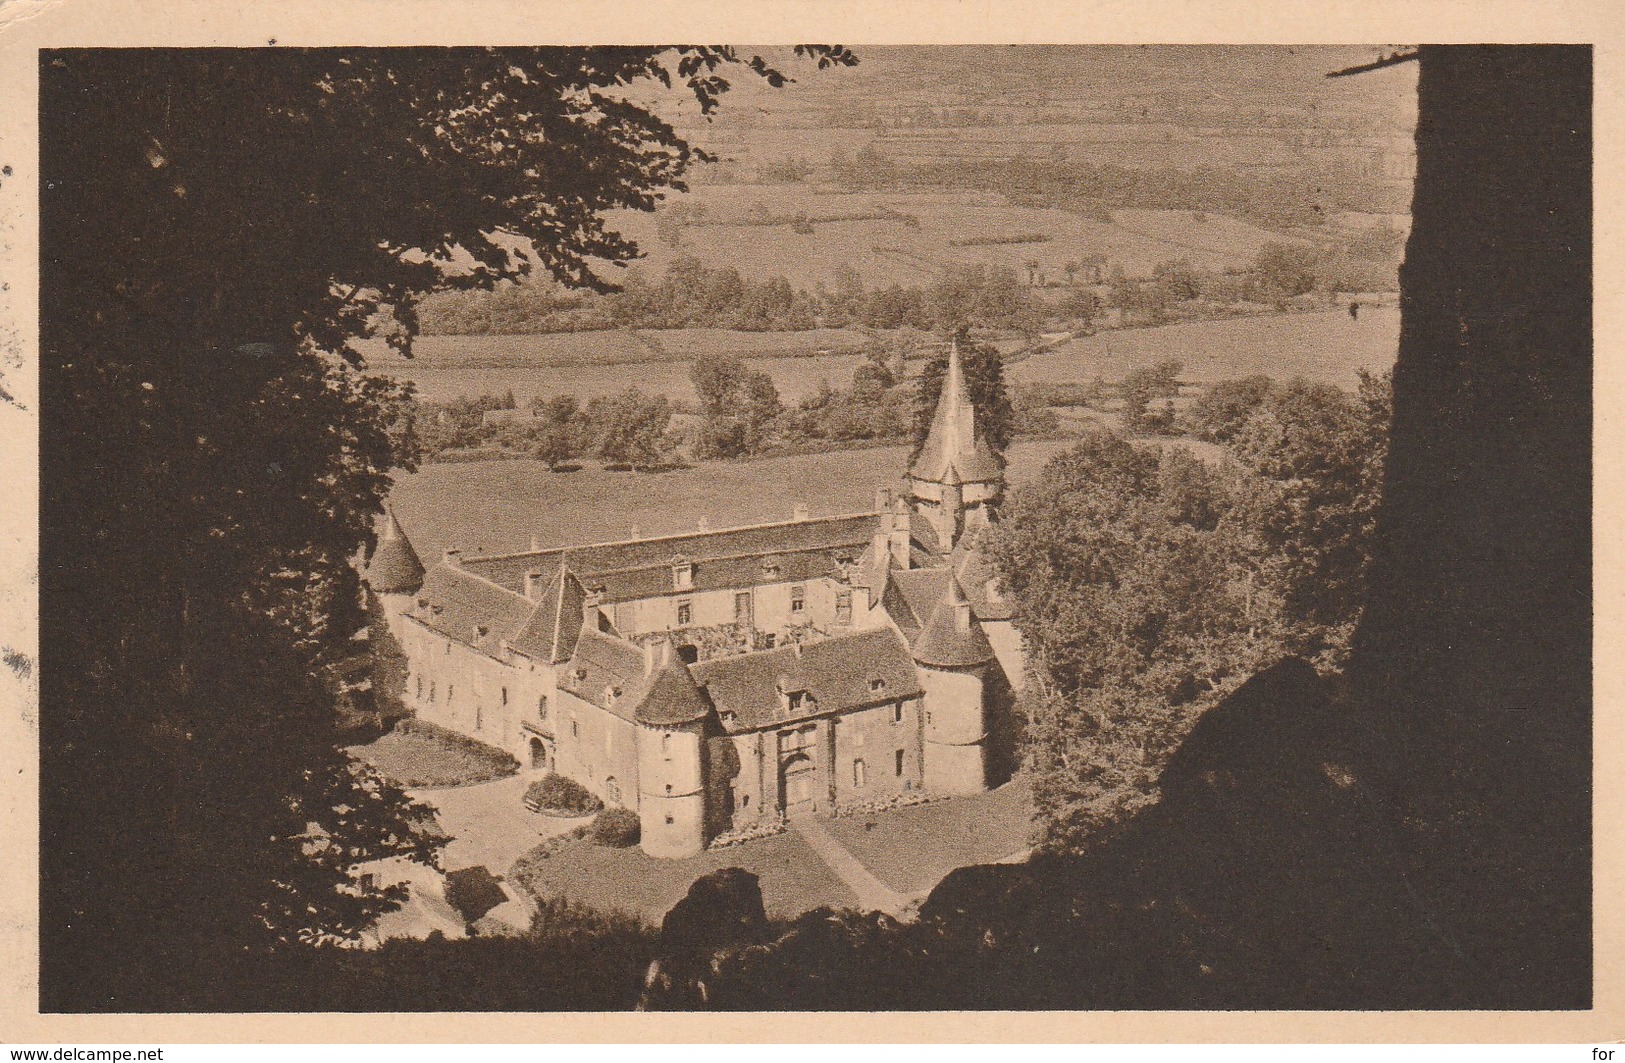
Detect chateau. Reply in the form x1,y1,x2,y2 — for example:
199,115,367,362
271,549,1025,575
365,343,1025,858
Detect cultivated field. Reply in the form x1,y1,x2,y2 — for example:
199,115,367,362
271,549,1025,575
1010,306,1400,390
369,329,871,406
609,189,1314,290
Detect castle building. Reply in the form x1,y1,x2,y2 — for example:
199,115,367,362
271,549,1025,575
365,341,1026,858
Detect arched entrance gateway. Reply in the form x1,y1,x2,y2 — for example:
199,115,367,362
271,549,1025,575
527,736,551,773
780,753,817,817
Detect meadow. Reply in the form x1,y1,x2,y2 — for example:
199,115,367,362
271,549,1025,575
387,439,1081,563
1010,306,1400,390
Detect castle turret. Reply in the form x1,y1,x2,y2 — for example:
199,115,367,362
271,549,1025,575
908,339,1003,552
364,508,425,642
912,577,995,796
634,640,712,858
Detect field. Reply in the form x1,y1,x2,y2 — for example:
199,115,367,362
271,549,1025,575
370,329,871,406
609,189,1317,290
386,439,1080,563
1010,306,1400,390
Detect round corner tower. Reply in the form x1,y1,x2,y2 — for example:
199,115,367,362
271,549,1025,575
364,508,425,642
912,578,995,796
633,642,712,859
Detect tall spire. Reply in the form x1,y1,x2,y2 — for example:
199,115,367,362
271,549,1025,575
910,337,1000,486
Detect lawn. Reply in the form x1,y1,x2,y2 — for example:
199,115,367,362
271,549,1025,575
510,828,857,926
385,438,1081,564
347,722,518,789
823,776,1035,895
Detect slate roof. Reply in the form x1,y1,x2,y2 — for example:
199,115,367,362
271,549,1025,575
459,513,878,603
409,563,536,658
559,625,653,723
366,510,426,594
507,566,587,663
636,654,714,726
691,628,922,734
910,578,997,669
910,340,1002,485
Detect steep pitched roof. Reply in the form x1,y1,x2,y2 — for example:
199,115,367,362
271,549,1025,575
954,546,1017,622
366,510,426,594
507,566,587,663
559,626,653,722
409,563,535,658
909,340,1002,485
635,652,714,726
909,577,997,669
691,628,923,733
459,513,877,603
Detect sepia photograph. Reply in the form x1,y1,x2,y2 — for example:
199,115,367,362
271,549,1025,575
0,2,1610,1042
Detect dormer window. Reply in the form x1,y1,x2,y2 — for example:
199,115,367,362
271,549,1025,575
761,560,782,578
790,584,806,613
870,677,887,693
603,685,621,709
473,624,488,639
572,667,587,684
672,561,694,590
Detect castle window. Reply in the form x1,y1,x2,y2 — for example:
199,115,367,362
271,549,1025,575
895,749,905,777
836,590,853,623
474,703,483,731
428,681,436,703
665,784,673,796
892,701,903,722
661,732,672,755
444,642,451,655
605,777,622,805
790,585,805,613
853,729,865,748
571,717,579,739
447,684,455,703
763,633,777,649
853,759,867,787
416,675,423,699
501,687,508,706
665,815,675,825
672,562,694,590
735,591,752,621
538,694,548,720
676,600,692,626
741,794,751,810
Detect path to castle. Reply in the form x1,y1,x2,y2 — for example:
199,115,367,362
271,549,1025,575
411,774,589,873
790,815,913,916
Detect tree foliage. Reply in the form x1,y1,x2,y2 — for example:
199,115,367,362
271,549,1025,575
41,44,853,1009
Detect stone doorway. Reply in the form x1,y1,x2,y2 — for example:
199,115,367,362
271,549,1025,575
527,735,552,773
780,753,817,817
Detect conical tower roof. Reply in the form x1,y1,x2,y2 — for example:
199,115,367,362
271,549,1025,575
365,509,425,594
910,576,996,668
635,645,714,726
910,338,1001,485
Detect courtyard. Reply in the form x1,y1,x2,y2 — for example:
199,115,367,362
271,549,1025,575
505,776,1034,926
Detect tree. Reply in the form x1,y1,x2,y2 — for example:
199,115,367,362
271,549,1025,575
1255,241,1323,297
1119,359,1184,434
985,431,1286,852
589,389,675,469
690,353,782,459
910,331,1016,462
531,394,583,470
40,44,854,1009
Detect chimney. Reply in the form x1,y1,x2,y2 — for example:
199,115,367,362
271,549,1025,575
644,637,671,676
890,505,912,570
792,501,810,522
524,570,545,600
584,589,606,630
443,547,462,566
875,486,892,512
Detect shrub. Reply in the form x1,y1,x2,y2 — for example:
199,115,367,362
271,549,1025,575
523,774,603,817
589,807,642,848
